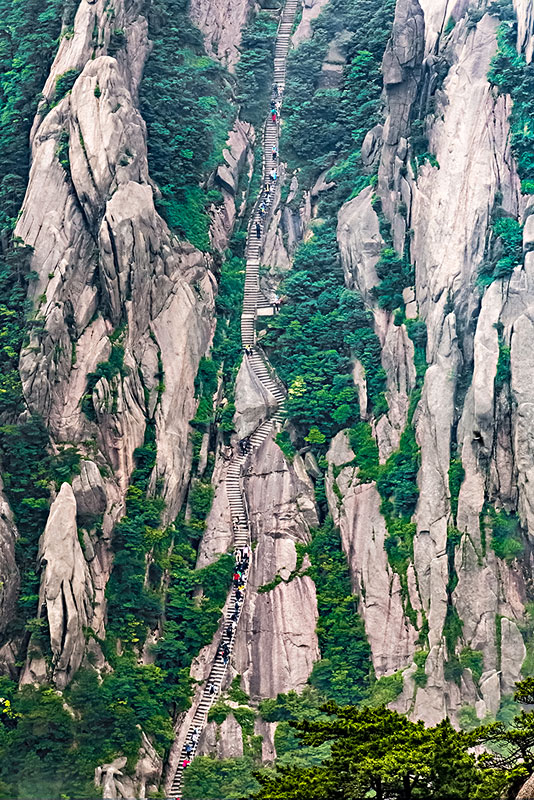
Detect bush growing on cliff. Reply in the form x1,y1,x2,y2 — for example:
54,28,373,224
307,519,374,704
485,506,524,563
489,19,534,194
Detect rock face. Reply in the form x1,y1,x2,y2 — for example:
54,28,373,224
233,436,320,698
329,0,534,724
0,480,19,635
189,0,254,67
96,732,162,800
7,0,534,789
327,433,418,675
21,484,92,689
379,0,425,245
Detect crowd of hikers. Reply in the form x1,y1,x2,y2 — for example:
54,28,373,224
181,546,251,771
179,80,284,785
256,85,280,235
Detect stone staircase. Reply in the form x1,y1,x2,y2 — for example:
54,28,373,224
166,2,298,798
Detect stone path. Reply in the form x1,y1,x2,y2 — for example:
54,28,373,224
166,2,298,797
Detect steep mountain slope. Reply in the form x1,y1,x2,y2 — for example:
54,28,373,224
1,0,534,797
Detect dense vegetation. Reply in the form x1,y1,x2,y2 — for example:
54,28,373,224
0,0,77,242
140,0,234,250
253,703,512,800
281,0,396,180
307,520,374,704
262,0,397,446
488,13,534,195
235,11,278,127
263,222,386,445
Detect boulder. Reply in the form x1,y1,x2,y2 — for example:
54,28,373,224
72,460,107,521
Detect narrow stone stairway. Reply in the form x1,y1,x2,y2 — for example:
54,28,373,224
166,2,298,798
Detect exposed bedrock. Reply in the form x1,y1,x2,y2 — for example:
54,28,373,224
329,2,531,723
20,483,93,689
232,436,320,699
189,0,255,68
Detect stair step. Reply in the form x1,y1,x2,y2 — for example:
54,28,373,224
168,0,297,790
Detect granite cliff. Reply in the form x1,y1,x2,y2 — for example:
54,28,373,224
1,0,534,796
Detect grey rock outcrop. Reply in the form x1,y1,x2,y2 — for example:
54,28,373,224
13,0,221,575
292,0,331,46
379,0,424,243
232,435,320,698
96,732,162,800
337,187,383,305
0,479,19,635
189,0,254,67
234,356,279,439
198,713,244,759
73,460,107,521
22,483,93,689
514,0,534,62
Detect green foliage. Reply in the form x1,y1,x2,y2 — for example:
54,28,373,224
494,323,511,393
479,216,523,285
183,756,260,800
263,221,385,443
55,130,70,177
190,252,245,460
405,317,428,382
235,11,278,127
189,480,215,523
0,681,96,799
260,689,332,768
348,422,379,482
0,241,33,415
377,425,420,519
372,247,414,311
306,519,374,704
459,647,484,684
443,606,464,659
519,603,534,676
254,706,498,800
82,340,129,419
108,28,126,57
484,506,524,563
0,0,69,236
281,0,396,178
458,704,483,732
105,422,165,639
365,671,404,707
152,530,233,708
0,416,80,624
448,457,465,520
488,20,534,194
229,675,249,704
140,0,234,250
68,662,175,766
51,68,81,104
274,430,295,461
376,423,420,592
413,650,429,688
208,699,232,726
